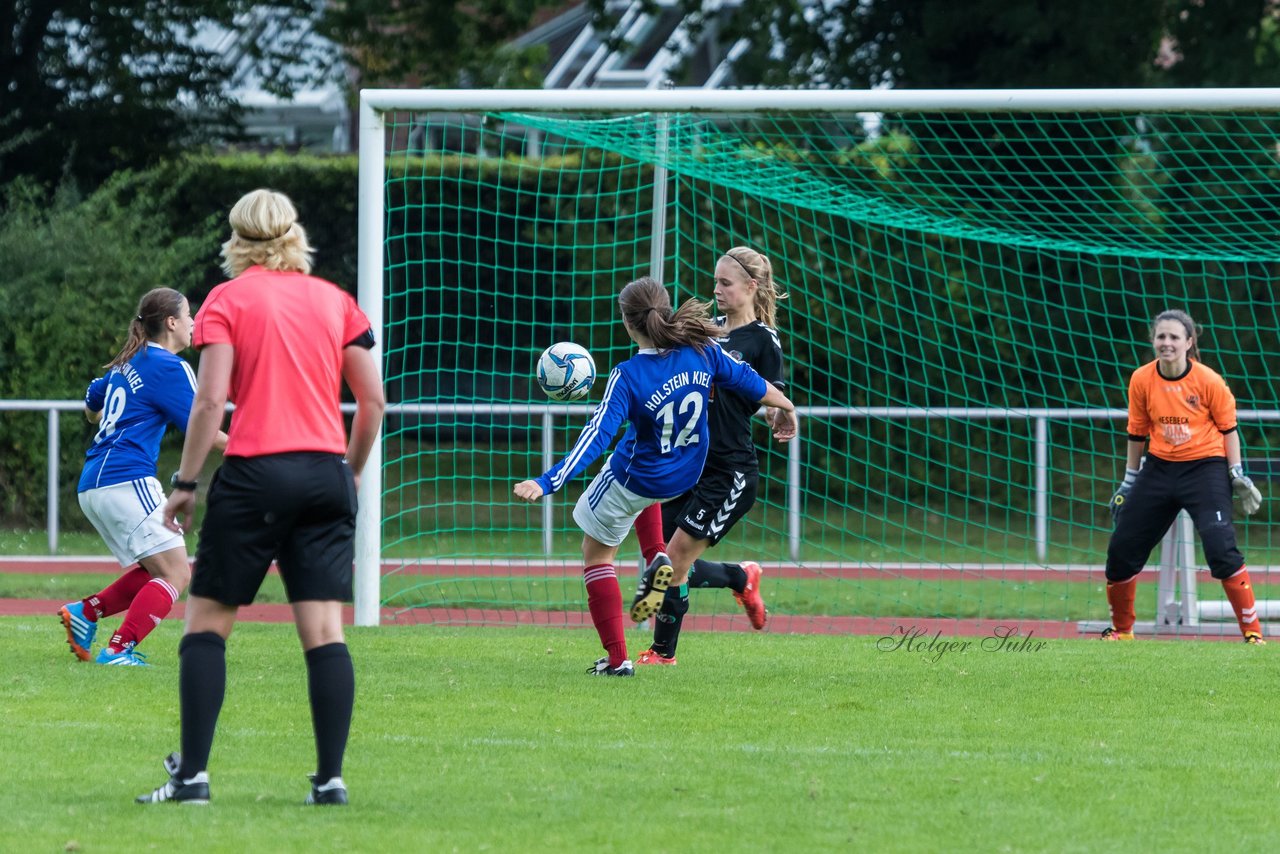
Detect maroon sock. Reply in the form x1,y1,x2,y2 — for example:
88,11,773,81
85,565,150,620
633,504,667,564
583,564,627,667
109,577,179,652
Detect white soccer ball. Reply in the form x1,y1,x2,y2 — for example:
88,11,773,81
537,342,596,402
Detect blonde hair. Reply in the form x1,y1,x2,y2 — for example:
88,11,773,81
219,189,314,277
723,246,787,329
619,277,719,351
106,287,187,369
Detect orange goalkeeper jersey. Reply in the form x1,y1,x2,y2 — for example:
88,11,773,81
1125,359,1238,461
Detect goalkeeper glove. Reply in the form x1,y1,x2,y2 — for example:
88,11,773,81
1109,468,1139,524
1229,464,1262,516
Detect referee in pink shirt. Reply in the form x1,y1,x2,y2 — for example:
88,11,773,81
137,189,385,807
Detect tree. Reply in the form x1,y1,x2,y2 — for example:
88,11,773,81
1161,0,1280,87
587,0,1280,90
0,1,329,190
315,0,566,89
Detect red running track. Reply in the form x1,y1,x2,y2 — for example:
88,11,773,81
4,595,1088,637
0,555,1123,582
6,557,1267,639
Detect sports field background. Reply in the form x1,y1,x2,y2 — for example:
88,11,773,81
3,618,1277,851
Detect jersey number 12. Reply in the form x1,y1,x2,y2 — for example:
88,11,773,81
656,392,702,454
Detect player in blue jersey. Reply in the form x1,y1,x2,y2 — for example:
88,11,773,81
58,288,226,666
514,276,797,675
630,245,789,665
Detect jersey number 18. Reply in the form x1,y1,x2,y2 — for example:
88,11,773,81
96,386,128,442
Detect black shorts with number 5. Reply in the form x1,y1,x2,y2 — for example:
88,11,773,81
191,452,357,606
661,465,759,547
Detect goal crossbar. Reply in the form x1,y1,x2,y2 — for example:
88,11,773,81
354,88,1280,627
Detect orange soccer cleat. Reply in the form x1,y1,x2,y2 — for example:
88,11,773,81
734,562,768,630
635,648,678,666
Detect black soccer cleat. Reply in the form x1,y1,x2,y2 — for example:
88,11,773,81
629,553,673,622
586,656,635,676
136,767,210,805
305,774,349,806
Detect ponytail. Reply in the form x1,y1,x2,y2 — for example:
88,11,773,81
106,288,186,369
620,277,719,351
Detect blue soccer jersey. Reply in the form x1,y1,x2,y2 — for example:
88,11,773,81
536,343,769,500
78,344,198,492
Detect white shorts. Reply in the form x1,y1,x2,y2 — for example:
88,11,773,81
572,462,677,547
78,478,186,567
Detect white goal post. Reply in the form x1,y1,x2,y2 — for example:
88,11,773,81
353,87,1280,627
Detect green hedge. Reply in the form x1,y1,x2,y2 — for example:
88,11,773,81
3,149,1276,526
0,176,217,522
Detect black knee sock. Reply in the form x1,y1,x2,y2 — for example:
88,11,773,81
306,642,355,782
178,631,226,779
651,584,689,658
689,559,747,592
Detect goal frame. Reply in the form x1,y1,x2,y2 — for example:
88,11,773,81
354,87,1280,627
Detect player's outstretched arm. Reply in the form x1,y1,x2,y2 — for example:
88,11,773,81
514,480,545,502
758,384,798,441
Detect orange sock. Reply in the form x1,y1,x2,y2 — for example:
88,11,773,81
1106,578,1138,632
1221,568,1262,637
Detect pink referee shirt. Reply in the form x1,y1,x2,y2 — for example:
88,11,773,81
194,265,372,458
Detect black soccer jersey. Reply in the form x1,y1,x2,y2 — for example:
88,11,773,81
708,317,785,469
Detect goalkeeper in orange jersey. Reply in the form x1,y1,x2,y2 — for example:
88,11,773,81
1103,309,1265,643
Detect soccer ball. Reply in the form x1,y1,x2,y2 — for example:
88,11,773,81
537,342,596,401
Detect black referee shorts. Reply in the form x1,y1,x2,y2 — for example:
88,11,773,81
192,452,357,606
662,465,759,547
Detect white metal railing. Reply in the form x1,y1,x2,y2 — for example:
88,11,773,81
10,398,1279,556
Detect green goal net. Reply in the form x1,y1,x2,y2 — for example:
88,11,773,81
360,92,1280,638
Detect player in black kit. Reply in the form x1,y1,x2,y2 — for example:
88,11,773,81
628,246,789,665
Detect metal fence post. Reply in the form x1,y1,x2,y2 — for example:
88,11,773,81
48,408,59,554
788,426,801,562
542,411,555,556
1034,416,1048,563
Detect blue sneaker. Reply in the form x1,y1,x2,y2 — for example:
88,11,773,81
95,643,149,667
58,602,97,661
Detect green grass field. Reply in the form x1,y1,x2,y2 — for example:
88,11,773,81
3,617,1278,852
